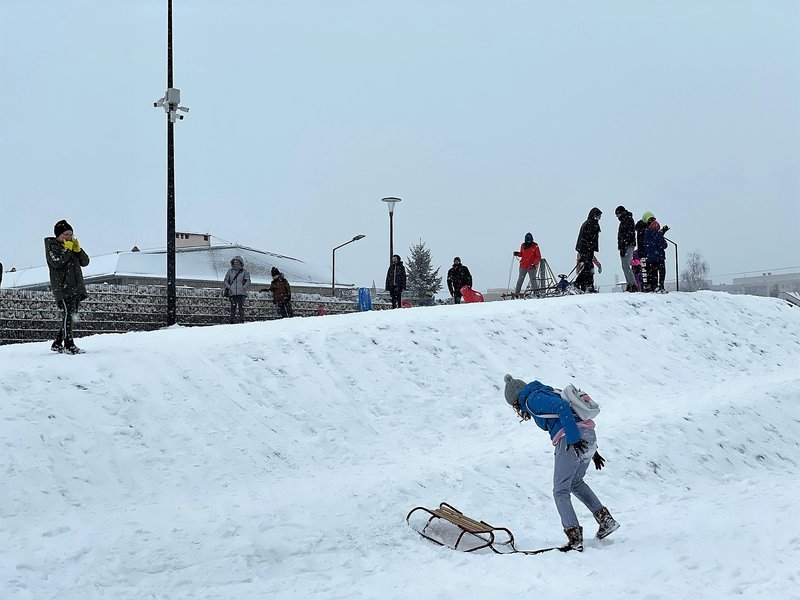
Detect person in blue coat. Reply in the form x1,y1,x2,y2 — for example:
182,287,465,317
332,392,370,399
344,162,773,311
504,374,620,551
643,217,669,292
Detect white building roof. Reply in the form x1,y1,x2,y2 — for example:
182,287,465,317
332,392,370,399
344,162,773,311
3,243,348,290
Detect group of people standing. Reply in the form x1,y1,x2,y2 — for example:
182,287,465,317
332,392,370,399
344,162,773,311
43,218,298,353
574,206,671,293
618,207,670,293
514,206,670,295
220,259,294,323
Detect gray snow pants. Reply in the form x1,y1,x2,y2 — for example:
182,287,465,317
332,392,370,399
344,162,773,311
620,245,636,286
553,428,603,529
515,265,541,294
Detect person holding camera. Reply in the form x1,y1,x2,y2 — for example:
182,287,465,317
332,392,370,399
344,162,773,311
45,219,90,354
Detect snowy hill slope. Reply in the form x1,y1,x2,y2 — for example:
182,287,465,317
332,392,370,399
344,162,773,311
2,292,799,599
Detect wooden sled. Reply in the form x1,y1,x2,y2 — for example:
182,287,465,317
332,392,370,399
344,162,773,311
406,502,564,555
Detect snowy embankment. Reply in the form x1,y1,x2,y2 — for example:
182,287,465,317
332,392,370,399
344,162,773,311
1,292,799,599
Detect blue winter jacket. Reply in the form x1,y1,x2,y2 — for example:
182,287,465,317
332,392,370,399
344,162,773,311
517,380,582,444
644,227,667,262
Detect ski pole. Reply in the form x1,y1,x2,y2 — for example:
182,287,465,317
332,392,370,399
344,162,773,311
506,256,518,293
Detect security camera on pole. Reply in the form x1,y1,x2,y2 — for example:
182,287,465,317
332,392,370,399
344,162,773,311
153,0,189,326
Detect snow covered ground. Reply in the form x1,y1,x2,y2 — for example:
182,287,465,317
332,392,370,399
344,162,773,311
2,291,799,599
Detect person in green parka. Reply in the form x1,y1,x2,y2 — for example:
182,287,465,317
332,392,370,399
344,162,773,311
45,219,90,354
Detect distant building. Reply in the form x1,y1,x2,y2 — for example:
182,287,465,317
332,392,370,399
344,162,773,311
711,272,800,298
2,243,355,296
175,231,210,248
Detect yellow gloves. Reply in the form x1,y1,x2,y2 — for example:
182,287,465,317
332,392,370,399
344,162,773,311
62,238,81,252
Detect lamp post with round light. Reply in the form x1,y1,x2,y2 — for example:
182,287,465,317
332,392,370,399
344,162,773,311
381,197,401,262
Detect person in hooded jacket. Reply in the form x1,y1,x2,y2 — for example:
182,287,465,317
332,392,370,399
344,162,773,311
446,257,473,304
644,217,669,293
503,374,620,551
45,219,90,354
223,255,251,323
574,207,602,292
615,205,637,292
512,233,542,296
385,254,407,309
270,267,294,318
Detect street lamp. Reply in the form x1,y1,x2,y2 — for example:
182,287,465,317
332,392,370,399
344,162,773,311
153,0,190,326
331,235,366,297
381,197,401,262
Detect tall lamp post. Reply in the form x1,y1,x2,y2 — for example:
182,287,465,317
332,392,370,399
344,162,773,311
665,237,679,291
153,0,189,326
381,197,401,262
332,235,366,297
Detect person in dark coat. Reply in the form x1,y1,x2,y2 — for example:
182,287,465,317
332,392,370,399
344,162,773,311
45,219,90,354
644,218,669,293
615,206,637,292
446,257,473,304
574,207,602,293
223,255,251,323
635,211,654,277
0,261,3,287
270,267,294,318
385,254,407,309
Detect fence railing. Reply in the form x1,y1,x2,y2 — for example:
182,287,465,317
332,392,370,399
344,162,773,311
0,284,373,345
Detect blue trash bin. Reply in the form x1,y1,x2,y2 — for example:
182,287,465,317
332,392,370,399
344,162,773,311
358,287,372,311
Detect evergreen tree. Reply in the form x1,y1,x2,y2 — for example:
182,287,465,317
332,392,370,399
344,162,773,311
405,239,442,306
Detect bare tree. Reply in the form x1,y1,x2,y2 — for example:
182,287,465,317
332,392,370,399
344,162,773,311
681,250,710,292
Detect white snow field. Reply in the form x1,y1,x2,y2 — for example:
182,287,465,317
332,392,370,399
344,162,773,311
2,291,799,600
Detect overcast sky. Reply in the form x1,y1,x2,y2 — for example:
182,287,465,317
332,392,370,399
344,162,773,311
1,0,798,292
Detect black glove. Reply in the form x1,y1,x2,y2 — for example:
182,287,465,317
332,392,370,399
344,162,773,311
592,451,605,470
661,225,670,233
567,439,589,456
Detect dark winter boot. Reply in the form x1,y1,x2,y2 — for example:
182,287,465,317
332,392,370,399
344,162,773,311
51,340,64,353
64,343,85,355
593,507,620,539
563,526,583,552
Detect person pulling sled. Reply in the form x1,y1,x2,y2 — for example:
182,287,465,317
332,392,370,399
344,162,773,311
503,374,620,551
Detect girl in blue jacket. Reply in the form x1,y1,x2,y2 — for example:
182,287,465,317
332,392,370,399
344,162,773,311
504,375,620,551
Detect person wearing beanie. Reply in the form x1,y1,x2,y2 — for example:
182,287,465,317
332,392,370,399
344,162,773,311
45,219,90,354
614,206,637,292
511,233,543,297
446,256,473,304
503,374,619,551
574,208,602,293
269,267,294,318
223,255,251,324
384,254,407,309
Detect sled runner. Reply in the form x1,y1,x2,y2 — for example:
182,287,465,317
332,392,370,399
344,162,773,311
406,502,566,555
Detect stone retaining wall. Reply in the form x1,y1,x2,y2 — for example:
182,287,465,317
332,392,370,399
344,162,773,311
0,284,368,345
